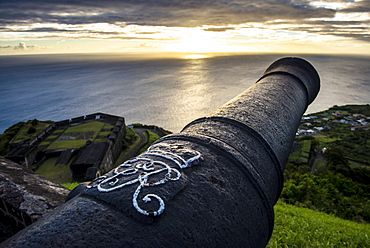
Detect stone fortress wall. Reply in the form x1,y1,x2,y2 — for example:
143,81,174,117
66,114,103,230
1,113,126,241
6,113,126,181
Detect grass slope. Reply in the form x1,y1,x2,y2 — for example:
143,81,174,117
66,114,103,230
35,157,72,184
289,140,311,164
267,201,370,247
11,121,51,143
61,182,80,190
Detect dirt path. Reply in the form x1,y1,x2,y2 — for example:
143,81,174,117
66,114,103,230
119,129,148,164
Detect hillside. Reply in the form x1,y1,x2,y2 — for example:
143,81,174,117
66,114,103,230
282,104,370,223
267,201,370,247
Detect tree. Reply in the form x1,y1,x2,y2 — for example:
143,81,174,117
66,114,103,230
324,146,350,170
31,119,39,126
27,126,36,134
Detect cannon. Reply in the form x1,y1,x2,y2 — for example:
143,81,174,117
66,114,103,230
2,57,320,247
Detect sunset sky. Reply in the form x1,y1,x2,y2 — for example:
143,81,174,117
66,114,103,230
1,0,369,55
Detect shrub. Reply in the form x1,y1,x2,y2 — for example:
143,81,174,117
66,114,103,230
281,172,370,223
31,119,39,126
27,126,36,134
0,122,25,156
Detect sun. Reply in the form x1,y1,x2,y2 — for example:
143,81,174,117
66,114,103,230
164,28,235,54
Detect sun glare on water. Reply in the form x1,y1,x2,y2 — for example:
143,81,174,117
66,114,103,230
184,54,209,59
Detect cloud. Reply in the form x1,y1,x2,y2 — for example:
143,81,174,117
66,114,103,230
0,0,369,43
263,17,370,42
135,31,162,35
0,0,336,26
0,42,42,51
0,45,12,49
203,27,236,32
139,43,157,47
14,42,26,50
339,0,370,13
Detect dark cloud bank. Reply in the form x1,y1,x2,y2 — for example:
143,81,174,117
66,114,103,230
0,0,369,41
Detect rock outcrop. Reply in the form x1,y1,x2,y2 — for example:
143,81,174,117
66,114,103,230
0,157,69,242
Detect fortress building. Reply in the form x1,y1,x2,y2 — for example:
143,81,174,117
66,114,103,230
6,113,126,180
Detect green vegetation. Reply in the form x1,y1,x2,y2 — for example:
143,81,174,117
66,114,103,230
35,157,72,184
323,128,370,164
304,105,370,164
267,201,370,247
0,122,24,155
64,121,105,133
31,119,38,126
38,141,51,146
289,140,311,164
47,135,60,139
121,126,138,152
130,123,156,128
61,182,80,190
11,120,51,143
314,134,339,144
125,127,137,144
147,130,161,144
46,121,105,150
131,123,172,136
94,126,114,143
114,127,139,167
2,106,368,246
138,130,160,154
47,140,89,150
27,126,36,134
281,171,370,222
285,104,370,223
330,104,370,116
98,131,112,136
349,160,366,168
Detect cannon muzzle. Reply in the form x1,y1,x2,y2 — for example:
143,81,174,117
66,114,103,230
2,57,320,247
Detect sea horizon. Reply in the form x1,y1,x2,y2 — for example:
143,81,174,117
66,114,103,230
1,52,370,134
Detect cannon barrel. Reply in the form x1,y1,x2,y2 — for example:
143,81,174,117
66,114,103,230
2,57,320,247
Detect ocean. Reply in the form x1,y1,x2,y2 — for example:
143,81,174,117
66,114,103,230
1,53,370,134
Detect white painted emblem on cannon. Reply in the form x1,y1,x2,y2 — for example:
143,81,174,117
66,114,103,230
87,143,202,216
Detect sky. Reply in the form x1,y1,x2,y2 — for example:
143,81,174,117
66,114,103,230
0,0,369,56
